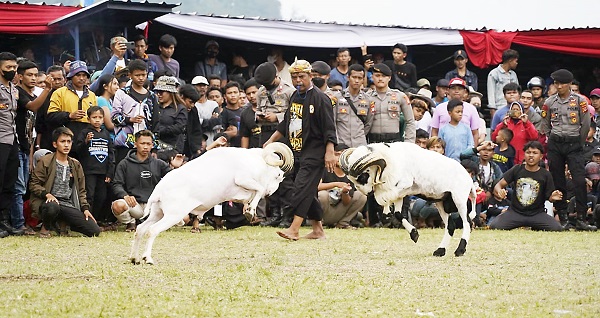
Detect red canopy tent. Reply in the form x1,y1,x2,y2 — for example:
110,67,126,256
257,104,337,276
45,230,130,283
460,29,600,69
0,2,80,34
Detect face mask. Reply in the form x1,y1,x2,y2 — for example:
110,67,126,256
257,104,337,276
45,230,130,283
267,55,276,64
206,50,218,58
2,70,15,81
312,77,326,88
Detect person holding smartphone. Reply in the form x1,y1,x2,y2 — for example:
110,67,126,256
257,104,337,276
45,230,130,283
491,101,538,166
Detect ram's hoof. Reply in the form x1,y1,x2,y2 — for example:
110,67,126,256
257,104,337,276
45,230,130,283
410,228,419,243
433,248,446,257
454,238,467,257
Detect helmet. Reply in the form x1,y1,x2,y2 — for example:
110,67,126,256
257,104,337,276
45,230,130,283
527,76,545,89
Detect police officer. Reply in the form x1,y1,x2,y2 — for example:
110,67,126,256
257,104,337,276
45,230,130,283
541,69,596,231
335,64,371,147
365,63,416,227
527,76,546,112
253,62,296,227
365,63,415,144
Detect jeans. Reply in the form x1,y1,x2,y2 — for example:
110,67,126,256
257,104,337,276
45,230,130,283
10,150,29,229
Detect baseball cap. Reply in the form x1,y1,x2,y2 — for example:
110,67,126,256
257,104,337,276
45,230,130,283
191,76,209,85
448,77,468,89
154,76,178,93
205,40,219,49
417,78,431,88
586,162,600,180
453,49,468,59
67,60,90,79
590,88,600,98
436,78,450,87
593,147,600,155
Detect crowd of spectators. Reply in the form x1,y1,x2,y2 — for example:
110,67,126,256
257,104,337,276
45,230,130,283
1,31,600,239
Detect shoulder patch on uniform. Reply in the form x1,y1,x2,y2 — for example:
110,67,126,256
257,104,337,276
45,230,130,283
541,104,548,118
580,101,588,113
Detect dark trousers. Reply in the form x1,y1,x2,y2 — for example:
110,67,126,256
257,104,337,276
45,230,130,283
489,208,563,231
0,140,19,214
40,202,100,237
85,174,108,221
290,158,324,221
547,140,587,215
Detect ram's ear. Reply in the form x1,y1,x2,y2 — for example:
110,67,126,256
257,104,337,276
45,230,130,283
357,172,370,185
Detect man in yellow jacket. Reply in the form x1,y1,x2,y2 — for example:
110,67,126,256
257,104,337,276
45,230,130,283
47,60,97,158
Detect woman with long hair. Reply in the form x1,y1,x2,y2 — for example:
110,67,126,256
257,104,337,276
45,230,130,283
94,73,118,132
153,76,187,152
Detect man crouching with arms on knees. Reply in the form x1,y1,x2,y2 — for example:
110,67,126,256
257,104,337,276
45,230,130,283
490,141,563,231
111,130,173,232
263,59,338,240
30,127,100,238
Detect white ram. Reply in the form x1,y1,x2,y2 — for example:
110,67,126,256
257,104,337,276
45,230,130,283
340,142,476,257
130,142,294,264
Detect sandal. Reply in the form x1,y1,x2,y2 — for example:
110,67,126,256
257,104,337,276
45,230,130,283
125,222,137,232
38,231,51,238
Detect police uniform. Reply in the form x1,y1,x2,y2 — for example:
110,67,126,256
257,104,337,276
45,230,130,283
256,82,295,146
331,88,371,147
540,69,595,230
365,88,416,143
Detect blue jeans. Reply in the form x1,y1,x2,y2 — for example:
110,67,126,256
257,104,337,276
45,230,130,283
10,150,28,229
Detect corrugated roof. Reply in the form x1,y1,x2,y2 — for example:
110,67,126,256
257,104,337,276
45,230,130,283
172,12,480,31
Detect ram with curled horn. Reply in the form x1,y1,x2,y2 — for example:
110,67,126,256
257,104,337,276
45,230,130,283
129,142,294,265
340,142,477,257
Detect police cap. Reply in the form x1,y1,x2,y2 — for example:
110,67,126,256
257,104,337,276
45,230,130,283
551,69,574,84
254,62,277,86
311,61,331,75
372,63,392,76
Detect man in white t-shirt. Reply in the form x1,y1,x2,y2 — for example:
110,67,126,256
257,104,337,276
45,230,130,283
191,76,222,142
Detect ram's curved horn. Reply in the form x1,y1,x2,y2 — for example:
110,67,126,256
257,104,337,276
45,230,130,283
263,142,294,173
348,152,387,185
338,148,356,174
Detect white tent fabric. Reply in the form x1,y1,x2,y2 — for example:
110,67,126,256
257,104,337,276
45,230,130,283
154,14,463,48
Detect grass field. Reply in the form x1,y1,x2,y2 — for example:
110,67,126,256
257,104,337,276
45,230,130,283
0,226,599,317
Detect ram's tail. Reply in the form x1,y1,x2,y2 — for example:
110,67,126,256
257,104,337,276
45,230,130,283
263,142,294,173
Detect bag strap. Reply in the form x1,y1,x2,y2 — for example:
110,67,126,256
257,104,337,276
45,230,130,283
345,96,367,124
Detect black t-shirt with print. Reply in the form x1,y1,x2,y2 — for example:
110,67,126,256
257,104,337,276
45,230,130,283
503,164,554,216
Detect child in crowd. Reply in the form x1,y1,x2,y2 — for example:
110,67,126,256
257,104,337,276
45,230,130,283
492,127,516,173
415,128,429,149
439,98,474,161
76,106,114,224
460,141,504,227
426,136,446,155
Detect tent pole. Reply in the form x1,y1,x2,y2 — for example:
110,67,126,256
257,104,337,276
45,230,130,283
69,24,81,61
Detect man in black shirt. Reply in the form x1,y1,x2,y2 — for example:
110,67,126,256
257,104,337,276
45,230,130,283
264,59,337,240
219,81,243,147
239,79,261,149
384,43,418,93
490,141,563,231
12,60,52,234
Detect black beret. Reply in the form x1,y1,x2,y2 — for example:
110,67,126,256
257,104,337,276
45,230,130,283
372,63,392,76
311,61,331,75
254,62,277,86
551,69,574,84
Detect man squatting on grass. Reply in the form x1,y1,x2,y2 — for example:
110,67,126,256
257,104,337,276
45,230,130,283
490,141,563,231
263,59,338,240
29,127,101,237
